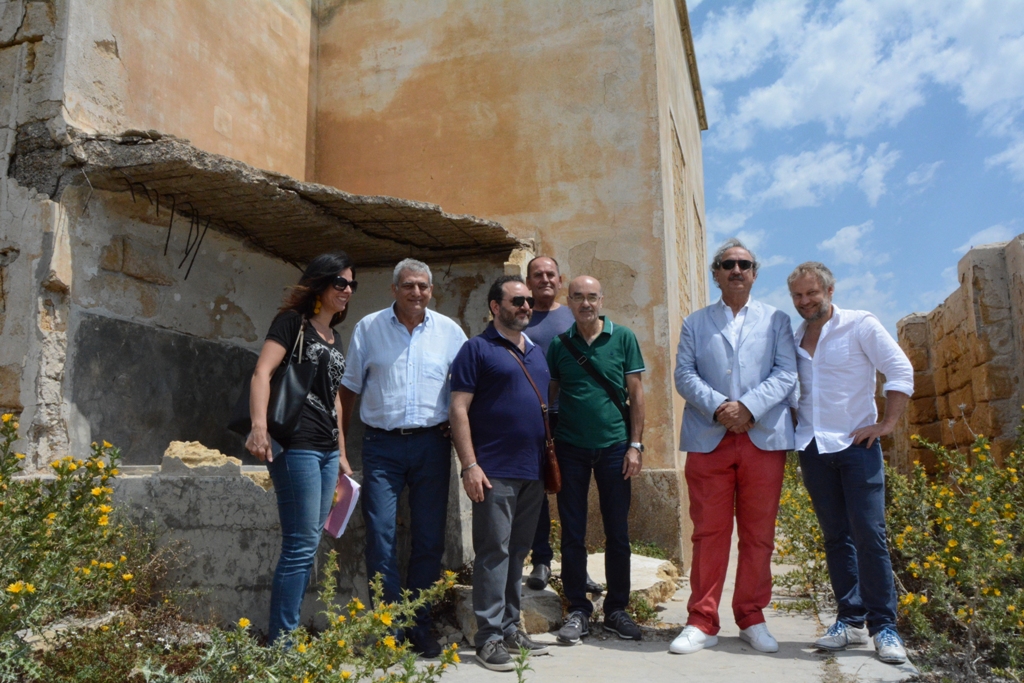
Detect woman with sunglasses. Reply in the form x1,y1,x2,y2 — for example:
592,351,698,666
246,251,359,643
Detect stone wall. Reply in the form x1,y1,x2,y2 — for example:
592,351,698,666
892,234,1024,470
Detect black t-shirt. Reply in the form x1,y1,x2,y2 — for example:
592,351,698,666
266,310,346,452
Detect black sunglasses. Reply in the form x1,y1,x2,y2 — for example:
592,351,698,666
719,259,754,271
508,296,535,308
331,276,359,292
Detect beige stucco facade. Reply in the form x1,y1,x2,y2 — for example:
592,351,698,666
2,0,707,567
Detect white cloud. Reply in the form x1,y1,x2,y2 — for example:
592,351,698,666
834,271,901,332
906,161,943,187
758,144,863,207
735,229,767,253
818,220,873,266
758,254,792,268
986,136,1024,182
722,160,765,202
705,210,751,244
859,144,901,206
954,224,1017,254
916,265,961,312
697,0,1024,167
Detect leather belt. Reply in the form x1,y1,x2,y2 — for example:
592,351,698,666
366,425,438,436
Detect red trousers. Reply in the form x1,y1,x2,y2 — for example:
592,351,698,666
684,432,785,635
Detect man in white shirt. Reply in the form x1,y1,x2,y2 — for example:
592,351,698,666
341,258,468,658
788,261,913,666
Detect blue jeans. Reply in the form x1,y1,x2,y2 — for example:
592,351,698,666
266,448,339,643
799,438,897,634
556,440,631,616
361,428,451,639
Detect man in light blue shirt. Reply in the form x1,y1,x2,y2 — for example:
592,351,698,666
341,258,467,657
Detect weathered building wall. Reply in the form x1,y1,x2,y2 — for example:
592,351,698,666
893,235,1024,470
61,0,314,179
313,0,706,562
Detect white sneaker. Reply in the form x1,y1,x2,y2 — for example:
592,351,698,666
739,623,779,653
873,627,908,664
814,621,869,651
669,625,718,654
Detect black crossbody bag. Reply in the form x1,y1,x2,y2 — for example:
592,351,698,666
557,332,632,435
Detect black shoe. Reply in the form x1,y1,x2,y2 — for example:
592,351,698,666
505,628,551,656
556,610,590,644
526,564,551,590
476,639,515,671
408,630,442,658
604,610,642,641
585,574,603,595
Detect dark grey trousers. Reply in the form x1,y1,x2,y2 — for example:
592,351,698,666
472,477,545,646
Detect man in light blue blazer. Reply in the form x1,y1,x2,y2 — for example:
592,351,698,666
669,238,798,656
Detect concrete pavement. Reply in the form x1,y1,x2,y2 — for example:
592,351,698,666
440,543,919,683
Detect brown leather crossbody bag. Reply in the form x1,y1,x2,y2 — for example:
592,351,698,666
504,348,561,494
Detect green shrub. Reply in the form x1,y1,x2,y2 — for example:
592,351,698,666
0,414,138,679
888,431,1024,680
773,453,832,613
136,552,459,683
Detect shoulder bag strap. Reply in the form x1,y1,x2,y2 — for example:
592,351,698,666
285,319,306,367
557,332,631,427
503,347,553,444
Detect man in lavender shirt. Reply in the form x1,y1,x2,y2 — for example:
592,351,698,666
522,256,574,591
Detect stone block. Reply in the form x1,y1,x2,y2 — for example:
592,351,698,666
946,357,973,392
159,440,242,477
907,397,937,426
453,585,476,642
98,236,124,272
896,314,929,348
0,46,21,127
0,2,24,45
913,371,935,398
0,362,23,412
570,468,686,565
947,385,974,416
972,362,1016,403
905,347,930,373
16,2,54,42
936,394,952,421
520,586,564,634
933,367,949,395
586,553,680,605
914,422,943,445
121,236,174,286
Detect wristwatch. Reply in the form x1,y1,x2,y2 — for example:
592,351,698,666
629,442,645,453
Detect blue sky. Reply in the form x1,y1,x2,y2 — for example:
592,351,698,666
689,0,1024,331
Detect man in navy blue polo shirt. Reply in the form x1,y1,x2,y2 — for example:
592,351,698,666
450,275,552,671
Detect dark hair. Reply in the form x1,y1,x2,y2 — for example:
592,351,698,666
526,256,559,277
487,275,524,312
280,251,355,327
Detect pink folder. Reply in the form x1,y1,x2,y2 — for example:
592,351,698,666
325,474,361,538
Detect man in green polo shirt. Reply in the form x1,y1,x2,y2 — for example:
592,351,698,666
547,275,646,644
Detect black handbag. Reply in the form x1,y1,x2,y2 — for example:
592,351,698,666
228,320,316,441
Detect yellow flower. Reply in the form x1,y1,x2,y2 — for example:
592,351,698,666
97,515,109,526
91,559,99,566
337,639,346,648
296,643,307,653
50,461,60,469
383,635,396,649
238,618,250,628
96,461,105,469
935,502,943,509
353,598,365,611
6,582,24,594
100,562,114,569
91,487,103,496
1,414,11,423
975,475,984,481
1010,605,1017,612
99,505,113,514
337,614,346,623
341,672,352,680
453,653,461,663
81,567,92,576
120,555,127,562
102,440,113,449
911,434,920,441
948,539,958,548
14,453,24,460
67,463,77,472
25,584,35,593
995,539,1005,545
948,568,957,577
379,612,392,627
122,573,133,581
919,595,927,604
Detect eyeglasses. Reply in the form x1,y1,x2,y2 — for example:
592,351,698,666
508,296,535,308
568,293,602,304
718,259,754,271
331,276,359,292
